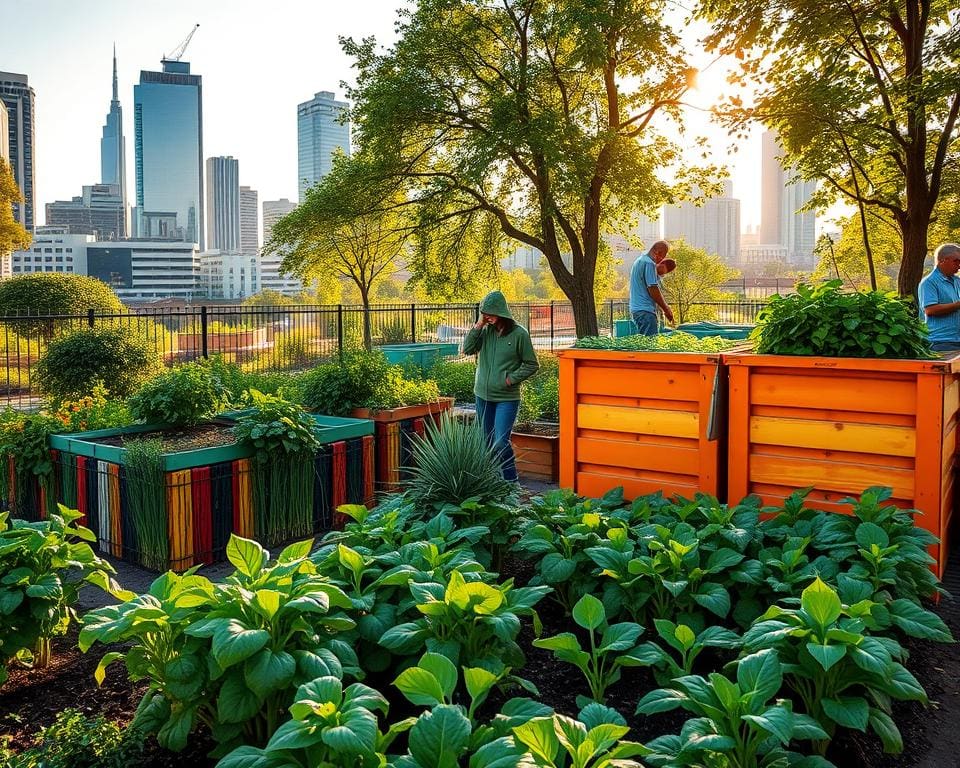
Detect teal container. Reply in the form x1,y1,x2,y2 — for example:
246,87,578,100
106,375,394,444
677,321,754,340
377,343,460,370
613,319,637,338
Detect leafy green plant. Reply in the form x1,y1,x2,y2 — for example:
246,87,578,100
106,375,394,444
123,439,168,570
35,325,162,400
80,535,358,756
6,708,143,768
50,383,133,433
533,594,645,706
753,280,933,358
0,273,123,339
742,577,931,754
128,360,231,426
638,649,833,768
426,358,476,403
574,332,735,353
379,315,411,344
406,414,516,509
232,390,320,543
0,506,131,686
0,411,61,519
625,619,741,686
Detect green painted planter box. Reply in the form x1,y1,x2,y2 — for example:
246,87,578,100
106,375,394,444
677,322,755,340
377,343,461,370
613,319,637,338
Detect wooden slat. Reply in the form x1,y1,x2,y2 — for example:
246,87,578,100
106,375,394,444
577,403,699,439
749,415,916,457
576,364,700,401
751,404,916,428
576,470,698,501
577,436,698,475
749,454,914,498
944,378,959,425
578,393,696,412
578,428,692,449
749,372,917,415
751,442,915,470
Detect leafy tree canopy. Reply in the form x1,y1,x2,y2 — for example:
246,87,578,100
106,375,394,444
0,273,123,338
0,158,30,257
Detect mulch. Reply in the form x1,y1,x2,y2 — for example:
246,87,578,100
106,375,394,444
87,421,237,453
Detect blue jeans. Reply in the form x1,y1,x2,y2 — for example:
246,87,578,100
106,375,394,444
931,341,960,352
475,396,520,482
632,310,658,336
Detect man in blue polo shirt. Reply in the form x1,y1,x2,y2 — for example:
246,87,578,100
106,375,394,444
919,243,960,352
629,240,674,335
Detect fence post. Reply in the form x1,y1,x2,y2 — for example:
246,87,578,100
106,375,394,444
608,299,613,333
337,305,344,361
87,308,95,328
200,306,208,359
550,301,555,352
410,303,417,343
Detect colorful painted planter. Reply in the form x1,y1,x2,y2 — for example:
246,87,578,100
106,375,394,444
33,413,375,571
725,351,960,576
351,398,456,493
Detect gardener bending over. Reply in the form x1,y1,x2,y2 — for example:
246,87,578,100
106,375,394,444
919,242,960,353
629,240,675,335
463,290,539,482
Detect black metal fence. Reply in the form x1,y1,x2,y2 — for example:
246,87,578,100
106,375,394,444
1,299,767,409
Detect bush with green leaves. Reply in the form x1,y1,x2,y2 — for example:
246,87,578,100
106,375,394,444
574,332,735,353
406,414,516,508
128,360,231,426
6,708,143,768
753,280,933,358
80,535,358,756
624,619,741,687
34,325,162,401
426,358,477,403
0,273,123,339
0,506,131,687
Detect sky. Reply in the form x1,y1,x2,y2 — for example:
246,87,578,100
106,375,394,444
1,0,770,234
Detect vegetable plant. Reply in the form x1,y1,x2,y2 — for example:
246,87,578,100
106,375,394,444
80,535,358,756
638,649,833,768
625,619,741,686
533,593,644,706
0,506,131,686
128,359,231,426
574,332,736,353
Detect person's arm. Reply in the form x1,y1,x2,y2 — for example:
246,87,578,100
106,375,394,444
462,319,485,354
921,280,959,317
647,283,674,324
507,330,539,386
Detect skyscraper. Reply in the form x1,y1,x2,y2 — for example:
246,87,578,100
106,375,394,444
239,185,258,255
100,47,127,237
46,183,126,240
205,156,240,251
759,130,816,267
662,181,741,263
297,91,350,203
0,72,36,231
134,60,204,248
0,100,8,162
261,198,302,294
262,198,296,244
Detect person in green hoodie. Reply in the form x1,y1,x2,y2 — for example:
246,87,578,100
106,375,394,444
462,290,540,482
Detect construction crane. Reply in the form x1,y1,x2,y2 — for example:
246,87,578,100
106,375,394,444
162,23,200,63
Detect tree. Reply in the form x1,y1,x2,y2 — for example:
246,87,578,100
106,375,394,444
700,0,960,297
0,158,30,258
340,0,712,337
660,240,740,323
813,217,901,291
266,153,407,350
243,289,296,308
0,273,124,339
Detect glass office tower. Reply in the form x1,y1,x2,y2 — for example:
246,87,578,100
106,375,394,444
297,91,350,203
134,60,204,249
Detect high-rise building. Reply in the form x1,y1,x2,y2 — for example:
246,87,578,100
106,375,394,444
759,130,816,267
0,72,36,231
297,91,350,203
205,156,239,251
9,230,94,277
261,198,302,294
662,181,741,263
134,60,204,248
101,47,127,234
239,185,258,255
45,183,126,240
86,240,199,300
200,249,259,299
0,100,8,162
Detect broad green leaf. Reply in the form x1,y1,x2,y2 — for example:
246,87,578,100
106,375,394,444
888,599,954,642
599,622,642,652
164,653,205,700
675,624,696,651
693,582,730,618
217,671,263,724
801,578,842,630
883,662,927,702
244,648,296,693
277,538,313,563
572,594,605,631
156,704,194,752
706,548,745,572
532,633,581,654
513,717,559,763
338,544,366,575
322,707,378,757
268,717,322,750
252,589,282,620
540,553,577,584
464,666,499,704
408,704,472,768
868,708,904,754
211,621,271,669
854,522,889,549
469,736,532,768
94,651,124,686
226,536,267,578
805,642,847,671
636,687,686,715
736,649,782,703
394,667,446,707
420,652,458,701
822,697,869,731
213,745,272,768
743,705,793,744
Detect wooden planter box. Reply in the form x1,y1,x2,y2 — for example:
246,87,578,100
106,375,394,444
177,327,267,353
558,349,725,500
30,414,375,571
351,397,455,493
726,352,960,576
512,424,560,482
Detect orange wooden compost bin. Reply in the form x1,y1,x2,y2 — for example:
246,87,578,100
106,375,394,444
558,349,724,500
725,352,960,576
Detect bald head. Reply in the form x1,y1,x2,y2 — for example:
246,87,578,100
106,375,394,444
649,241,670,262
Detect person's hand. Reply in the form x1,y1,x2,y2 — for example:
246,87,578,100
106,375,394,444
506,376,512,387
474,317,486,330
663,307,675,325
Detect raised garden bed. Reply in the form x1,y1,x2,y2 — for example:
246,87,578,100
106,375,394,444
558,348,727,499
376,342,461,370
511,421,559,482
41,413,375,571
351,397,455,493
726,351,960,576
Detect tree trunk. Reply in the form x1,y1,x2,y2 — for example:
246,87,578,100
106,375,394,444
569,288,599,338
359,286,373,352
897,217,930,300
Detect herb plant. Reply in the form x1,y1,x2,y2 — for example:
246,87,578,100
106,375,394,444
128,359,231,426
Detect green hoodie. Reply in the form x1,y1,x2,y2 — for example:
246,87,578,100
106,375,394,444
462,291,539,401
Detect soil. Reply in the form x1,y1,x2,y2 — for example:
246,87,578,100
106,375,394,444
1,527,958,767
88,420,238,454
513,421,560,437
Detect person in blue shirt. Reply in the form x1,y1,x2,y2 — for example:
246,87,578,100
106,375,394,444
919,243,960,352
629,240,674,335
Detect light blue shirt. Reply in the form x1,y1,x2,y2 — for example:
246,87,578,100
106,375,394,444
919,267,960,342
629,253,659,314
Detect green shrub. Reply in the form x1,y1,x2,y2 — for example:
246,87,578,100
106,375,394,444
271,330,314,369
34,326,162,401
427,358,476,403
378,316,410,344
574,332,735,353
753,280,933,358
518,353,559,424
128,360,231,427
8,708,143,768
0,274,123,339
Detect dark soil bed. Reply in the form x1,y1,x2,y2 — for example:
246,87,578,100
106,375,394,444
88,420,238,454
513,421,560,437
